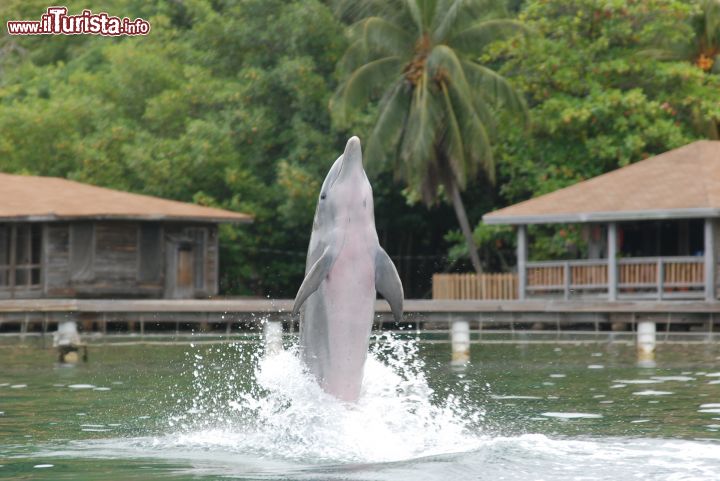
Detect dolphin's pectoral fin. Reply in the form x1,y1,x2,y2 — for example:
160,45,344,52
292,247,335,316
375,248,404,322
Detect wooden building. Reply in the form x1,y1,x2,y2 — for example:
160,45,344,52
480,140,720,301
0,173,251,300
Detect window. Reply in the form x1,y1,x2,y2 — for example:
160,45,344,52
0,224,42,292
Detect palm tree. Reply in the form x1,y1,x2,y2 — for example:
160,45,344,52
692,0,720,74
331,0,527,273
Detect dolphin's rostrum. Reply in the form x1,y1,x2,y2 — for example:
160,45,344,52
292,136,404,402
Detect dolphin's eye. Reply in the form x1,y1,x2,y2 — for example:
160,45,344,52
320,193,327,200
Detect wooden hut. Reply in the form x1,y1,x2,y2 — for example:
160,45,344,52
0,173,251,299
482,140,720,301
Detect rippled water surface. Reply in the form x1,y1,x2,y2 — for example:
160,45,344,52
1,333,719,480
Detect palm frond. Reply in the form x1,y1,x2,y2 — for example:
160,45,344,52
418,0,439,29
700,0,720,46
330,56,402,125
439,82,467,188
468,92,497,140
366,80,412,171
431,0,464,44
400,71,441,187
450,0,510,32
444,76,494,184
461,59,527,122
403,0,425,34
426,44,473,100
334,0,409,23
350,16,415,58
336,40,369,76
449,19,528,55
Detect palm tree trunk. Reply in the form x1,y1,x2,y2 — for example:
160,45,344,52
444,178,483,274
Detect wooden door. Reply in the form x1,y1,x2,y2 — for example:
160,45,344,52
165,242,195,299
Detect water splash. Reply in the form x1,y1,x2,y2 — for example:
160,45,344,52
164,331,484,463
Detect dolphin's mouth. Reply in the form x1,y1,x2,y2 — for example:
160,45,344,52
328,162,344,191
331,137,363,191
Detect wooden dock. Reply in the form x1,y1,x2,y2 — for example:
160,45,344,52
0,298,719,336
1,297,720,313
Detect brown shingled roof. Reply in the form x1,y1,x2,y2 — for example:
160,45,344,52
0,172,252,223
483,140,720,225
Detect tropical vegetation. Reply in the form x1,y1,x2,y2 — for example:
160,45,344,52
0,0,719,295
331,0,527,273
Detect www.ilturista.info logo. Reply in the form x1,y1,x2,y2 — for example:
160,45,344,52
7,6,150,36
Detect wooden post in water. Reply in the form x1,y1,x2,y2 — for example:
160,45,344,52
637,320,656,367
263,321,283,356
451,320,471,365
704,218,716,301
517,225,527,300
608,222,618,301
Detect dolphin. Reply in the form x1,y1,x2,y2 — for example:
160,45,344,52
292,136,404,402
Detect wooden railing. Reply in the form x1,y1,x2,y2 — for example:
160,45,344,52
527,256,704,299
527,260,609,296
619,257,704,298
433,256,706,300
432,273,518,300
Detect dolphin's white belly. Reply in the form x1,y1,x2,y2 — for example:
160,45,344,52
320,237,375,401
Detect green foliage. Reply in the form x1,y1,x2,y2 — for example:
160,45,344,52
332,0,527,204
6,0,720,293
0,0,347,296
468,0,720,261
446,223,516,270
331,0,528,274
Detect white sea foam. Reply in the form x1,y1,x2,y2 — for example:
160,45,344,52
162,333,484,463
651,376,695,382
613,379,661,384
36,433,720,481
540,412,603,419
632,390,673,396
491,395,542,400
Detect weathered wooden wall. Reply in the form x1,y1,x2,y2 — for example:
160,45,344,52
1,221,220,299
45,223,72,297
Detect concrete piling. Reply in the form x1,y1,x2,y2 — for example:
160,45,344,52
53,320,84,364
451,319,471,365
637,320,656,367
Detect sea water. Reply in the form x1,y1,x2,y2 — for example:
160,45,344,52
1,332,719,480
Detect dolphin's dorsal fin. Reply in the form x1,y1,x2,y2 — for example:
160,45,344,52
375,248,404,322
292,246,335,315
